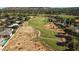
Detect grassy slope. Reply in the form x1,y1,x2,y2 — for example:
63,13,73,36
28,16,66,50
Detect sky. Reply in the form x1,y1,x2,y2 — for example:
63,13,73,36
0,0,79,7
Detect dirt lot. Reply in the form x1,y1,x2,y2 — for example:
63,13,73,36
3,22,49,51
44,22,65,33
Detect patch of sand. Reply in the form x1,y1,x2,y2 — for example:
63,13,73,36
44,22,65,33
3,22,49,51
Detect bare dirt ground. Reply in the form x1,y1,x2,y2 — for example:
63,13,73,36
44,22,65,33
3,22,49,51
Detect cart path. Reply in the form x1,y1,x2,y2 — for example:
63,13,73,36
3,22,50,51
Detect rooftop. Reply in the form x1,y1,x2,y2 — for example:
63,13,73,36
75,19,79,23
0,28,13,36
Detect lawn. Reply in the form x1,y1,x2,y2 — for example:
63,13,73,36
28,16,66,50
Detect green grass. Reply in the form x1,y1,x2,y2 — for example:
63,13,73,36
40,37,66,50
39,28,56,38
28,17,66,50
29,17,48,27
57,15,79,19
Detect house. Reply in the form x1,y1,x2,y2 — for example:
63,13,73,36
0,28,13,47
15,21,22,24
74,19,79,25
0,27,5,32
67,19,79,36
74,19,79,33
0,18,7,22
0,28,13,37
48,16,57,22
8,23,19,29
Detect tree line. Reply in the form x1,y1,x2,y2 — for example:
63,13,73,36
0,7,79,15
